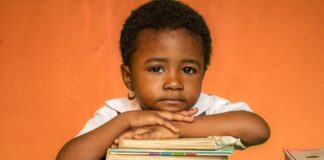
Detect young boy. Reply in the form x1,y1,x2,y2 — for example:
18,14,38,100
57,0,270,159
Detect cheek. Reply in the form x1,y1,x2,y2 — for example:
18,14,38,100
185,74,203,87
184,76,203,97
134,75,162,97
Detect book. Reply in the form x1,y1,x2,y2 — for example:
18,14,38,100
283,148,324,160
107,154,228,160
106,146,234,160
106,136,242,160
118,136,245,150
108,146,234,156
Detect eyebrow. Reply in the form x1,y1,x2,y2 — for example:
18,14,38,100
145,57,201,67
181,59,201,67
144,57,168,64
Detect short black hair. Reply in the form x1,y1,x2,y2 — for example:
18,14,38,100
120,0,212,69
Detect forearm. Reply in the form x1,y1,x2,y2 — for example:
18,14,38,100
174,111,270,147
56,114,129,160
56,109,189,160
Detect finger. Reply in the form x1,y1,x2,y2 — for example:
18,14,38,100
114,139,119,144
111,143,118,148
156,118,179,133
118,131,136,140
146,115,178,132
156,111,194,122
134,131,154,140
135,129,171,140
132,127,152,135
177,108,198,116
119,127,152,140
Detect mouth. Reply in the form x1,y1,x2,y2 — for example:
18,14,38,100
158,97,185,105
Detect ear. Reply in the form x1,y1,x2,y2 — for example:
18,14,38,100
120,64,132,90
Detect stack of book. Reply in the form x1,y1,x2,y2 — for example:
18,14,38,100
106,136,244,160
283,148,324,160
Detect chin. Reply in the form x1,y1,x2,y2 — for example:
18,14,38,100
142,102,191,112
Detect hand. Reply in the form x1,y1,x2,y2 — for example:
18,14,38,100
111,108,198,147
112,125,179,147
177,107,198,116
122,109,196,133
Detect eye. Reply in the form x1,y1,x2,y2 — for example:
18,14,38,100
148,66,164,73
182,67,196,74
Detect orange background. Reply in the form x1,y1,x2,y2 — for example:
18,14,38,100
0,0,323,159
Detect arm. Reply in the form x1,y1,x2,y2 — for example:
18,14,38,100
56,113,129,160
56,110,194,160
174,111,270,147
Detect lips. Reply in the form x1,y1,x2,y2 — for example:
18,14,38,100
158,97,185,105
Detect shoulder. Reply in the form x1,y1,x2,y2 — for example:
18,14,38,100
105,97,142,113
194,93,253,116
92,97,142,121
76,97,140,136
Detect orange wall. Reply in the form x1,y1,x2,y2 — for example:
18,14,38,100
0,0,323,159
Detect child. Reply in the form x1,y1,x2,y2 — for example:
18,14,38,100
57,0,270,159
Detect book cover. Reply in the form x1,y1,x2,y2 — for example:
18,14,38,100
108,146,234,156
118,136,245,150
283,148,324,160
107,154,228,160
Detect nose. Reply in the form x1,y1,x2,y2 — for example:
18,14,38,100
163,71,184,91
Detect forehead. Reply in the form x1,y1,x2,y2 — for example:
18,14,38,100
132,28,204,63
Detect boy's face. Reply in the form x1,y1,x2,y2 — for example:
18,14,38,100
121,28,205,112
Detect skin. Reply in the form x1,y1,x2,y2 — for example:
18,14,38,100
122,28,205,112
56,28,270,160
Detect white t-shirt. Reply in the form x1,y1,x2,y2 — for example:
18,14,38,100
77,93,252,136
